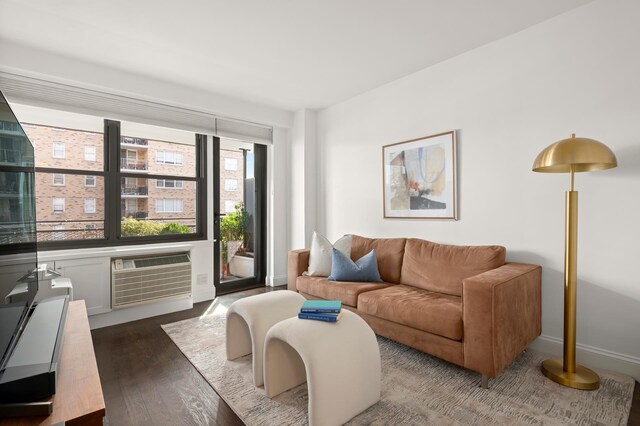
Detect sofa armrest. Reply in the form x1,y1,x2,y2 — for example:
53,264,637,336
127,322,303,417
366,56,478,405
462,263,541,377
288,249,310,291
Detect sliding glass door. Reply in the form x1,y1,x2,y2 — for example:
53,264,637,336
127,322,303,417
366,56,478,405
213,137,266,294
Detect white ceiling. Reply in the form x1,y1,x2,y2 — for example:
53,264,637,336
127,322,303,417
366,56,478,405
0,0,592,112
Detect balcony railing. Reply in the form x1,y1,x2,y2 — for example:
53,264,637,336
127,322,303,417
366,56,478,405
121,137,148,147
122,185,148,196
0,149,20,164
120,158,148,171
122,210,148,219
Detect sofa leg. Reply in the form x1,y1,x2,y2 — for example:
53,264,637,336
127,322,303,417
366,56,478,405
481,375,489,389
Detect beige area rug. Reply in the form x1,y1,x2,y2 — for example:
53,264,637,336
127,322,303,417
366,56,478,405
162,309,634,425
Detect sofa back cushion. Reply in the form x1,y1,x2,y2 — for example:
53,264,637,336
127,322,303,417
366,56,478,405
400,238,506,296
350,235,406,284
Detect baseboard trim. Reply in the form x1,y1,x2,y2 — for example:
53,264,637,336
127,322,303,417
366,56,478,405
529,334,640,381
266,274,287,287
89,297,193,330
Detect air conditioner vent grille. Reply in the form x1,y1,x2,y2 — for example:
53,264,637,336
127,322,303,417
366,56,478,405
111,252,191,309
134,254,190,269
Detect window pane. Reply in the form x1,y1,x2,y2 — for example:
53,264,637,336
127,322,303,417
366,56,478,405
0,112,35,168
24,124,104,171
0,171,37,244
85,145,96,161
53,143,65,159
224,200,236,213
36,173,105,241
15,107,104,172
224,157,237,171
120,121,196,178
220,147,244,218
120,178,196,236
84,198,96,213
156,178,183,189
53,174,65,186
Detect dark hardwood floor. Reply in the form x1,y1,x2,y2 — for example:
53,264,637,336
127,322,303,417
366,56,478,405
92,287,640,426
632,383,640,426
92,286,278,426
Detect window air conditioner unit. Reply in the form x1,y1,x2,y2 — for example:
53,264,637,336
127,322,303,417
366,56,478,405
111,252,192,309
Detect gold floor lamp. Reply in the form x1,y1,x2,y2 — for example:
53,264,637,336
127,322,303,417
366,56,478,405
532,133,617,390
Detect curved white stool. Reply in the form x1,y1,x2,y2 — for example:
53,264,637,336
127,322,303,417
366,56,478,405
226,290,305,387
264,309,381,426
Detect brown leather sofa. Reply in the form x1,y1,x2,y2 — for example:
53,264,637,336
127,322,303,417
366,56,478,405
288,235,541,381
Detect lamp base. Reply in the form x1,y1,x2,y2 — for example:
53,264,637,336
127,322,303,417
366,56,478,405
541,359,600,390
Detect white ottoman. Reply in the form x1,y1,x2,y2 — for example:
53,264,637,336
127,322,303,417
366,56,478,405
226,290,306,387
263,309,381,426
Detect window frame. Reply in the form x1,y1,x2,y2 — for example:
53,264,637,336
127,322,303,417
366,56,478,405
52,174,65,186
52,198,65,213
84,145,96,162
156,150,184,165
85,175,96,187
224,178,238,192
224,157,238,171
224,200,236,213
84,198,96,214
156,178,184,189
110,120,206,245
156,198,184,213
52,142,66,159
33,119,207,250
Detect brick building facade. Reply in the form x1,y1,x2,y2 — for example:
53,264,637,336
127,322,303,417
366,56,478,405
220,149,244,214
22,124,210,241
12,123,247,241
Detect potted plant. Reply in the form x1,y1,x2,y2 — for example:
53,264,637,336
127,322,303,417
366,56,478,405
220,204,249,277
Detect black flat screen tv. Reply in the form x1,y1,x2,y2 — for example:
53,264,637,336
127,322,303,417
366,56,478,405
0,90,39,374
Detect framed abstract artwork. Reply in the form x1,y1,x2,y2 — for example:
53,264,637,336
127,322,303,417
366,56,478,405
383,131,457,220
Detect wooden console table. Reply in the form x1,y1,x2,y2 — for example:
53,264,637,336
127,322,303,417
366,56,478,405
0,300,106,426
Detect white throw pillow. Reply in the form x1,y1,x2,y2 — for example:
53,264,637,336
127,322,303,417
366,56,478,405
306,232,352,277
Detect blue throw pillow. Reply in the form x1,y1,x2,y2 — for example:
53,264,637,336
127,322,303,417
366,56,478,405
328,248,383,282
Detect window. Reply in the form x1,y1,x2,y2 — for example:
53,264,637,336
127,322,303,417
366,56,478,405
156,179,184,189
84,145,96,161
224,200,236,213
224,179,238,192
224,157,238,171
53,174,65,186
156,151,183,165
53,198,65,213
52,225,65,241
156,199,183,213
52,142,65,159
84,198,96,214
17,106,205,246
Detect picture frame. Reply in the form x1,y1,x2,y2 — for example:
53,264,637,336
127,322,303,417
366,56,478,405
382,131,457,220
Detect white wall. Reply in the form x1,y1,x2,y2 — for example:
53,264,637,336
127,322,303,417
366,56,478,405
267,126,291,286
290,109,318,249
316,0,640,378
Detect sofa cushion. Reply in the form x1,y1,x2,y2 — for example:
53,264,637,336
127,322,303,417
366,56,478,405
307,232,352,276
296,276,389,307
358,285,463,341
400,238,505,296
328,249,382,282
350,235,406,283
